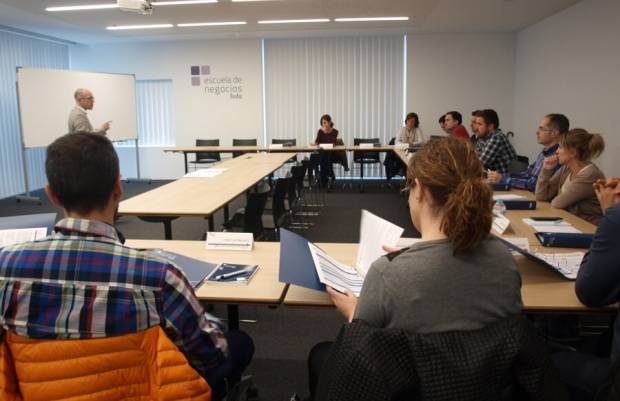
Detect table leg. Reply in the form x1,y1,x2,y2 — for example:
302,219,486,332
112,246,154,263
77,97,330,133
184,152,189,174
224,204,229,223
208,216,215,231
164,220,172,240
227,304,239,330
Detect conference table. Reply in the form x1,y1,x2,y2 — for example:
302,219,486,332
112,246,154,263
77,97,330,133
118,152,295,238
163,145,397,173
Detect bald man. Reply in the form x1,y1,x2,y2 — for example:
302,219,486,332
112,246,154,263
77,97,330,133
68,88,110,135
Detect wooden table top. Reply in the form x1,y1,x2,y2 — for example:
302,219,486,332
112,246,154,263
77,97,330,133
284,192,611,312
118,152,295,217
163,145,396,153
126,239,286,305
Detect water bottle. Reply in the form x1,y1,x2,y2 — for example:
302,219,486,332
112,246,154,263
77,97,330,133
493,199,507,216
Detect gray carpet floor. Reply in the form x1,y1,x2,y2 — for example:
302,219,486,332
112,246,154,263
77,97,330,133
1,177,415,401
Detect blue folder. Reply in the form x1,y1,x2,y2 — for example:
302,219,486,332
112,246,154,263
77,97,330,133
147,249,218,289
0,213,57,234
535,232,594,249
279,228,325,292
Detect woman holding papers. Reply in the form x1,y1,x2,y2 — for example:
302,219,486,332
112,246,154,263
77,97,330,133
308,138,523,399
535,128,605,224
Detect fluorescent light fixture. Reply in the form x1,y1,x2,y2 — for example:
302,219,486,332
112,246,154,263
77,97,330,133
106,24,174,30
151,0,217,5
334,17,409,22
258,18,329,24
231,0,271,2
178,21,247,27
46,4,118,11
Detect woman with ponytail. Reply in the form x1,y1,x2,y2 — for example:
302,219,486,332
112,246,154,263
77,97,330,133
326,137,522,332
535,128,605,224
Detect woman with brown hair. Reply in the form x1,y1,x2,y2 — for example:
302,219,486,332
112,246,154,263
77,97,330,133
535,128,605,224
308,138,523,399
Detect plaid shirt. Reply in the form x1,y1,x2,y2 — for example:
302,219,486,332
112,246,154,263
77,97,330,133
476,129,517,174
509,144,559,191
0,218,227,379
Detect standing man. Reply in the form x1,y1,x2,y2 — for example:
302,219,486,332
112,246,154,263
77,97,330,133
68,88,111,134
0,132,254,400
444,111,470,140
474,109,517,174
488,113,568,190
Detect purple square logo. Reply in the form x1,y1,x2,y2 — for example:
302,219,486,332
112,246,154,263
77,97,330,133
191,65,200,76
201,65,211,75
191,76,201,86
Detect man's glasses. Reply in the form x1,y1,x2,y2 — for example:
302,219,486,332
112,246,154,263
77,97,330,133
80,96,94,101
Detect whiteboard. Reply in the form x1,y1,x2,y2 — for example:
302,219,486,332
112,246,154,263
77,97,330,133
17,68,138,148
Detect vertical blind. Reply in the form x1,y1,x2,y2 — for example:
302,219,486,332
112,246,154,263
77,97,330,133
0,31,68,199
264,35,404,177
136,79,175,146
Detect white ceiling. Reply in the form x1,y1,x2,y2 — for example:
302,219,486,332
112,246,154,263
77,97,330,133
0,0,582,44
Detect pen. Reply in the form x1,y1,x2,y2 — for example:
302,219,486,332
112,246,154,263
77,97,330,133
214,267,253,281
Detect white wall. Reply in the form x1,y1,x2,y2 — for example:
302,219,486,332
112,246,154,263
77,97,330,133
70,39,263,179
513,0,620,176
407,33,516,138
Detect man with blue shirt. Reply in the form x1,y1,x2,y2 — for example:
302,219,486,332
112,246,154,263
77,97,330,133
488,113,568,190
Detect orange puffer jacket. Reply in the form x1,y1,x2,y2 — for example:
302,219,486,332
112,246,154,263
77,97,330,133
0,326,211,401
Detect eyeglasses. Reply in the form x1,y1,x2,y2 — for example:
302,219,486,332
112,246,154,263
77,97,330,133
80,96,94,101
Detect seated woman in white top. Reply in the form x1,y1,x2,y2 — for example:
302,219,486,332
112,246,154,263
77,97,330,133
535,128,605,225
396,112,426,145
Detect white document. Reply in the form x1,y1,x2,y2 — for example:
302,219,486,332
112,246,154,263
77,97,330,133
534,251,584,280
307,243,364,296
492,214,511,235
184,168,228,178
502,237,530,255
318,143,333,149
359,143,375,149
493,194,527,201
0,227,47,248
355,210,404,278
205,231,253,251
269,143,284,149
522,218,582,234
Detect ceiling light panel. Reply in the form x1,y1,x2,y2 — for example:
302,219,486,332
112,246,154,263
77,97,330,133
178,21,247,27
106,24,174,30
46,4,118,12
151,1,218,5
258,19,330,24
335,17,410,22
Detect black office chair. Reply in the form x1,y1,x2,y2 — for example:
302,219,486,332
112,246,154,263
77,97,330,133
263,177,293,240
508,155,530,174
189,139,220,171
222,190,269,240
353,138,381,192
232,138,258,158
271,138,297,164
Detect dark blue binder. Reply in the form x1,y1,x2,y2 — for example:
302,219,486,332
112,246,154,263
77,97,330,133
503,200,537,210
496,236,576,280
535,232,594,249
279,228,325,292
0,213,57,234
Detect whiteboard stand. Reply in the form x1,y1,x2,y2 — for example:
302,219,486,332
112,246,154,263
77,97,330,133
15,144,42,204
14,80,41,204
124,138,151,184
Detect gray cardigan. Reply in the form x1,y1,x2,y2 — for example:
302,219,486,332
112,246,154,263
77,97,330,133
535,164,604,225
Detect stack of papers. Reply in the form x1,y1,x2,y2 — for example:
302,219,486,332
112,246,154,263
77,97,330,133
307,210,404,295
502,237,530,253
0,227,47,248
532,252,584,280
184,168,228,178
523,218,581,234
493,194,527,201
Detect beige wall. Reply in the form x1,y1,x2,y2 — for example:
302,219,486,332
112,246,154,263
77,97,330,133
513,0,620,176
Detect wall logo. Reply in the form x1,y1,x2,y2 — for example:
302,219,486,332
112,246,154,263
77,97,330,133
191,65,243,100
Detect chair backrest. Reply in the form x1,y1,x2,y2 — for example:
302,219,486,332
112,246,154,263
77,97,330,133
195,139,221,162
243,190,269,238
316,315,568,401
272,177,293,229
232,138,258,158
271,138,296,147
353,138,381,163
508,155,529,175
0,326,211,401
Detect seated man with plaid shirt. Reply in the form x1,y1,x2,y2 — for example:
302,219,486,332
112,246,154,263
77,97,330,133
0,132,253,400
473,109,517,174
